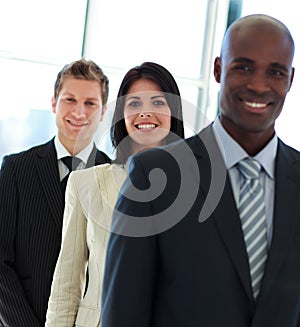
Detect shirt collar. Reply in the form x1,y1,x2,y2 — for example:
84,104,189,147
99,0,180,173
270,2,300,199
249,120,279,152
54,136,94,165
212,116,277,179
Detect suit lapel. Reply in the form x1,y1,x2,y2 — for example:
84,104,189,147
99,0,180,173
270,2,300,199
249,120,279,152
213,177,254,303
86,145,110,168
86,145,98,168
189,125,254,304
34,142,109,233
258,141,300,301
189,129,300,307
36,139,64,232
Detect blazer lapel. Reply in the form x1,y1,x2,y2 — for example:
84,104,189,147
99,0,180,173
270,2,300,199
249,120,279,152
35,139,64,232
258,140,300,301
190,125,254,304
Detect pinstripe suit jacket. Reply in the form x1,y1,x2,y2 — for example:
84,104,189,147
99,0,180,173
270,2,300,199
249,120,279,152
0,138,110,327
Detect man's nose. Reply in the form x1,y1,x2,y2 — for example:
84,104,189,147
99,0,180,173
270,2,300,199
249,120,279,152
73,103,86,117
246,72,271,93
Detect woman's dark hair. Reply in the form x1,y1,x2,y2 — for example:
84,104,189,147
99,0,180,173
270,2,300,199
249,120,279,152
110,62,185,164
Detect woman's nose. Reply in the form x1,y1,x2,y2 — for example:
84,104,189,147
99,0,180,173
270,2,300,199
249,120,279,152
139,112,152,118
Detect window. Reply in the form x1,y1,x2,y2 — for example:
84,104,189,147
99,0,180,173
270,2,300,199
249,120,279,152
0,0,230,163
0,0,88,163
85,0,231,149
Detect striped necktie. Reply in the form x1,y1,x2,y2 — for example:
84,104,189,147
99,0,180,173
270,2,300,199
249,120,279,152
237,158,268,300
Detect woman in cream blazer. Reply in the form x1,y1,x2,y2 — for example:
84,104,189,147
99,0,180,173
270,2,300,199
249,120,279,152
45,62,185,326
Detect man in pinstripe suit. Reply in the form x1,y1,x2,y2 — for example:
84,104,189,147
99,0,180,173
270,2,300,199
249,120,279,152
0,59,111,326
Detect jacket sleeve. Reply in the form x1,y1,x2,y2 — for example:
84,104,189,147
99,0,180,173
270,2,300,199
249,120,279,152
100,156,158,327
45,172,88,326
0,156,41,326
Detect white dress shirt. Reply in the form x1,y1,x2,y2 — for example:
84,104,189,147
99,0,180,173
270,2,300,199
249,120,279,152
212,117,277,247
54,136,94,181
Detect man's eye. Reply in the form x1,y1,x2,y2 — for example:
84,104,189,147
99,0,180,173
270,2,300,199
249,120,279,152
66,98,75,102
236,65,250,71
86,101,96,106
271,70,284,77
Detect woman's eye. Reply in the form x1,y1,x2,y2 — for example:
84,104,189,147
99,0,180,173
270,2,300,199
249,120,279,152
153,100,165,106
66,97,75,102
128,101,141,107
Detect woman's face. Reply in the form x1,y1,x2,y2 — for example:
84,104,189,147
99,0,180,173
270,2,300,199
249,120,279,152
123,79,171,153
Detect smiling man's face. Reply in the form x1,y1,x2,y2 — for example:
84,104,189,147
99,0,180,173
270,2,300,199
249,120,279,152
214,17,294,148
52,77,105,154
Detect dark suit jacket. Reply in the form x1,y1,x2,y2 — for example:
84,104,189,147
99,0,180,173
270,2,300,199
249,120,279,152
0,138,110,327
101,125,300,327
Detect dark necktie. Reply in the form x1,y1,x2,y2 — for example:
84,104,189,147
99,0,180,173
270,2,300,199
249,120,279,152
60,156,82,196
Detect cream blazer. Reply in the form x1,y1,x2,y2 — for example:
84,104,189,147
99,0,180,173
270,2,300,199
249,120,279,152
45,163,126,327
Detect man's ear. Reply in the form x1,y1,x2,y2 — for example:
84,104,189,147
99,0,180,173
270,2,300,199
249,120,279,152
100,104,107,122
213,57,222,83
288,67,295,91
51,96,56,113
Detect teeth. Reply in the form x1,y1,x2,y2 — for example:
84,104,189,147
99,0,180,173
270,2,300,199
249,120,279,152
69,121,87,126
245,101,267,108
137,124,156,129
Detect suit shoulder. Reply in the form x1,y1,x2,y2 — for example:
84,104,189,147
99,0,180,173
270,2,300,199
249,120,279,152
71,163,124,183
69,164,125,201
95,149,111,164
132,135,202,163
2,140,53,167
71,163,111,180
278,139,300,160
132,138,188,160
